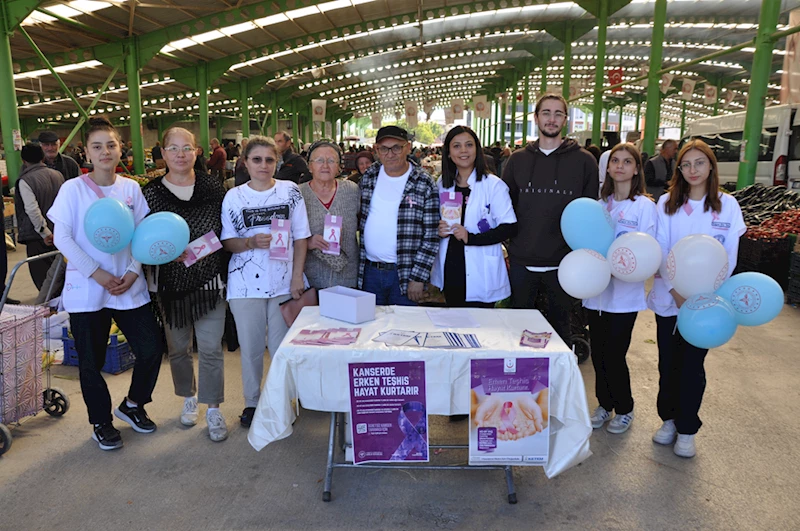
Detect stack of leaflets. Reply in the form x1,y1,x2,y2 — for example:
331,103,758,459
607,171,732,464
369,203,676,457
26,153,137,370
291,328,361,346
520,330,551,348
372,330,481,349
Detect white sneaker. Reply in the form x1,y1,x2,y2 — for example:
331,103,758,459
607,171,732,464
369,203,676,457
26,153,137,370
607,411,634,434
207,409,228,442
590,406,612,429
674,434,696,458
652,419,677,445
180,396,198,426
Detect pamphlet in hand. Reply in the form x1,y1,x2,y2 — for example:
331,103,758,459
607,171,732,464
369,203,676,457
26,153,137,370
520,330,551,349
183,231,223,267
270,218,291,261
440,191,463,234
290,328,361,346
323,214,342,256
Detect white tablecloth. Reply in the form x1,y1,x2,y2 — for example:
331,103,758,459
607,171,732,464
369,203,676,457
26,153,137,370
248,306,592,478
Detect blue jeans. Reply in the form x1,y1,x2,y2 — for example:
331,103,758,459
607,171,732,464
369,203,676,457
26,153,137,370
362,264,416,306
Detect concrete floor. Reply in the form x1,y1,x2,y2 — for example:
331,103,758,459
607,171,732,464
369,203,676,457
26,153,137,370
0,244,798,531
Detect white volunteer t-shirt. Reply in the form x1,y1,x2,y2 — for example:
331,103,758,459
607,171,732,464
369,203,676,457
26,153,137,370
363,164,411,263
221,180,311,299
47,176,150,313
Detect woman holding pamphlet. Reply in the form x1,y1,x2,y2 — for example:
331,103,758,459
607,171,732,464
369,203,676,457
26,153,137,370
430,126,517,307
299,141,360,289
142,127,229,442
583,143,657,437
221,135,311,428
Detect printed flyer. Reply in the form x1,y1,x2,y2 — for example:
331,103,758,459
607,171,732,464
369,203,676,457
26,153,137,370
348,361,428,464
323,214,342,256
440,191,463,233
469,358,550,466
269,218,290,261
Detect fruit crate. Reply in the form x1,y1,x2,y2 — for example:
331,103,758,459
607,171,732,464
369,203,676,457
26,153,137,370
61,327,135,375
736,236,792,289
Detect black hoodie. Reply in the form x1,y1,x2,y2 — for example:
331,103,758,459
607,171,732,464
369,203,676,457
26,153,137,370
501,139,599,267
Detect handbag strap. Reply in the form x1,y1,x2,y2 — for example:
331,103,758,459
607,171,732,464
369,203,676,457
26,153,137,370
80,174,106,198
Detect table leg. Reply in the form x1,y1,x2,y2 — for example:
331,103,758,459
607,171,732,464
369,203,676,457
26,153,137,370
323,412,336,502
337,411,346,452
504,466,517,504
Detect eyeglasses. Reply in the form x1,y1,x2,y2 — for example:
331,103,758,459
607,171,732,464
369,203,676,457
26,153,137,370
376,144,405,155
164,145,195,153
310,157,340,166
249,156,277,165
538,110,567,120
679,159,708,172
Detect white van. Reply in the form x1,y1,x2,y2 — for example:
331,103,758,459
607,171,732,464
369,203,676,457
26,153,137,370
681,104,800,189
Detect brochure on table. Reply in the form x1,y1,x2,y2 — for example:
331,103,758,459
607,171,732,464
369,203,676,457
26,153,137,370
469,358,550,466
349,361,428,464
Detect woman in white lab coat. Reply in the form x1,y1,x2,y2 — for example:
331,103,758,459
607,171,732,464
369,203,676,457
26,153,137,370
647,139,746,458
430,126,517,307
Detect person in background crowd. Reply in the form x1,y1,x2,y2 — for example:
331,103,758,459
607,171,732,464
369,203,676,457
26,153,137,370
598,149,611,195
347,151,375,185
300,141,360,289
207,138,227,180
502,93,599,347
273,131,310,184
584,143,657,435
482,147,497,175
586,144,602,162
143,127,229,442
195,146,208,175
15,143,64,290
38,130,80,180
151,141,165,169
125,141,134,166
358,125,439,305
225,141,238,161
74,141,87,167
647,139,745,458
234,138,250,186
47,117,163,451
431,126,516,308
221,135,310,428
645,139,677,200
498,146,511,177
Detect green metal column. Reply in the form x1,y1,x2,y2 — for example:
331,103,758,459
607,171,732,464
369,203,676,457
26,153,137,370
643,0,667,157
680,100,687,138
156,117,163,143
501,99,508,145
510,79,518,147
635,100,642,133
271,93,279,136
198,62,210,152
0,30,22,186
125,39,145,175
592,0,608,146
562,26,573,137
522,67,530,145
292,100,300,146
604,107,609,133
240,79,250,138
738,0,781,189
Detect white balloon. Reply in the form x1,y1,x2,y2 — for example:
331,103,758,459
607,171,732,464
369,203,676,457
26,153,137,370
665,234,729,299
558,249,612,299
606,232,662,283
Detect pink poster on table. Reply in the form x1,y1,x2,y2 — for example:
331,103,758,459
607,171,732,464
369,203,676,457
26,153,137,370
323,214,342,256
270,218,290,261
440,191,462,234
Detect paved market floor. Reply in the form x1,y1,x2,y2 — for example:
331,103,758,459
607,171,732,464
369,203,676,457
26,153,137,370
0,244,798,531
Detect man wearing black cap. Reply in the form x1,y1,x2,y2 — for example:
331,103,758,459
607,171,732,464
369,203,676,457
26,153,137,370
16,143,64,289
358,125,439,305
37,131,80,180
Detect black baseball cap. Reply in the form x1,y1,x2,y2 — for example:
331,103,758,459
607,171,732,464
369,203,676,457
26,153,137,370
376,125,408,143
21,143,45,163
38,131,59,143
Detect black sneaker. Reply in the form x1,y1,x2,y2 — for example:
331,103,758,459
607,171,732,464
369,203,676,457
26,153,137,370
114,401,157,433
92,423,123,450
240,407,256,427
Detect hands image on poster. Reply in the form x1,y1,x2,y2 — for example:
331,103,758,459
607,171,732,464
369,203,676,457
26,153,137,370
471,388,549,441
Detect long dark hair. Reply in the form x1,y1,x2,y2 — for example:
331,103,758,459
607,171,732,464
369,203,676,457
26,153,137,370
600,143,648,201
441,126,487,189
665,139,722,215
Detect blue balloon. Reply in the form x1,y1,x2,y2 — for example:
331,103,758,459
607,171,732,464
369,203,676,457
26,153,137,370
715,272,784,326
677,293,738,349
83,198,135,254
560,197,615,255
131,212,191,265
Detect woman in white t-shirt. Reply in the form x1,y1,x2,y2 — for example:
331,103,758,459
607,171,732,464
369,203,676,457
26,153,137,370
647,139,746,458
221,136,311,428
47,117,163,451
584,143,657,436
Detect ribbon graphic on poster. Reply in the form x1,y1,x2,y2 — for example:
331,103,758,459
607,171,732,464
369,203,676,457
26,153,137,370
390,401,428,461
681,78,696,101
405,100,419,128
608,68,624,92
451,98,464,120
660,73,674,94
311,99,326,122
473,95,490,119
703,85,718,105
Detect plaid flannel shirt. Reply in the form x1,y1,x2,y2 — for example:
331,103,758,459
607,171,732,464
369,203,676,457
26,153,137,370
358,161,440,295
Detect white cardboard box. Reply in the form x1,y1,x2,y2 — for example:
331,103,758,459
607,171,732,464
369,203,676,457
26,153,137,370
319,286,376,324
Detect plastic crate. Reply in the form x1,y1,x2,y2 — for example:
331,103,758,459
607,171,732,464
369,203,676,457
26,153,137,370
61,327,135,375
736,236,792,289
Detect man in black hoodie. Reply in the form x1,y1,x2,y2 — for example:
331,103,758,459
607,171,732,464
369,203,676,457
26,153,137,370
501,94,599,345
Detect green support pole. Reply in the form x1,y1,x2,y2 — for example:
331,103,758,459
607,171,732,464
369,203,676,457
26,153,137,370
562,26,573,137
125,39,145,175
680,100,687,138
156,117,163,143
198,62,210,153
592,0,608,147
510,81,518,148
240,79,250,138
522,68,530,146
271,93,279,136
713,80,721,116
540,57,548,96
496,99,502,144
292,100,300,146
0,31,22,187
643,0,667,157
635,100,642,134
738,0,781,189
618,105,623,133
604,107,609,133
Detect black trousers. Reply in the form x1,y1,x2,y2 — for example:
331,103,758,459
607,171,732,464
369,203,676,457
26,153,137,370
508,264,575,347
587,310,637,415
23,239,57,291
71,304,163,425
442,284,495,309
655,315,709,435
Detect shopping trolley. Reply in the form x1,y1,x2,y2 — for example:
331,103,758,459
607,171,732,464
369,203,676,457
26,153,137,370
0,251,69,456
